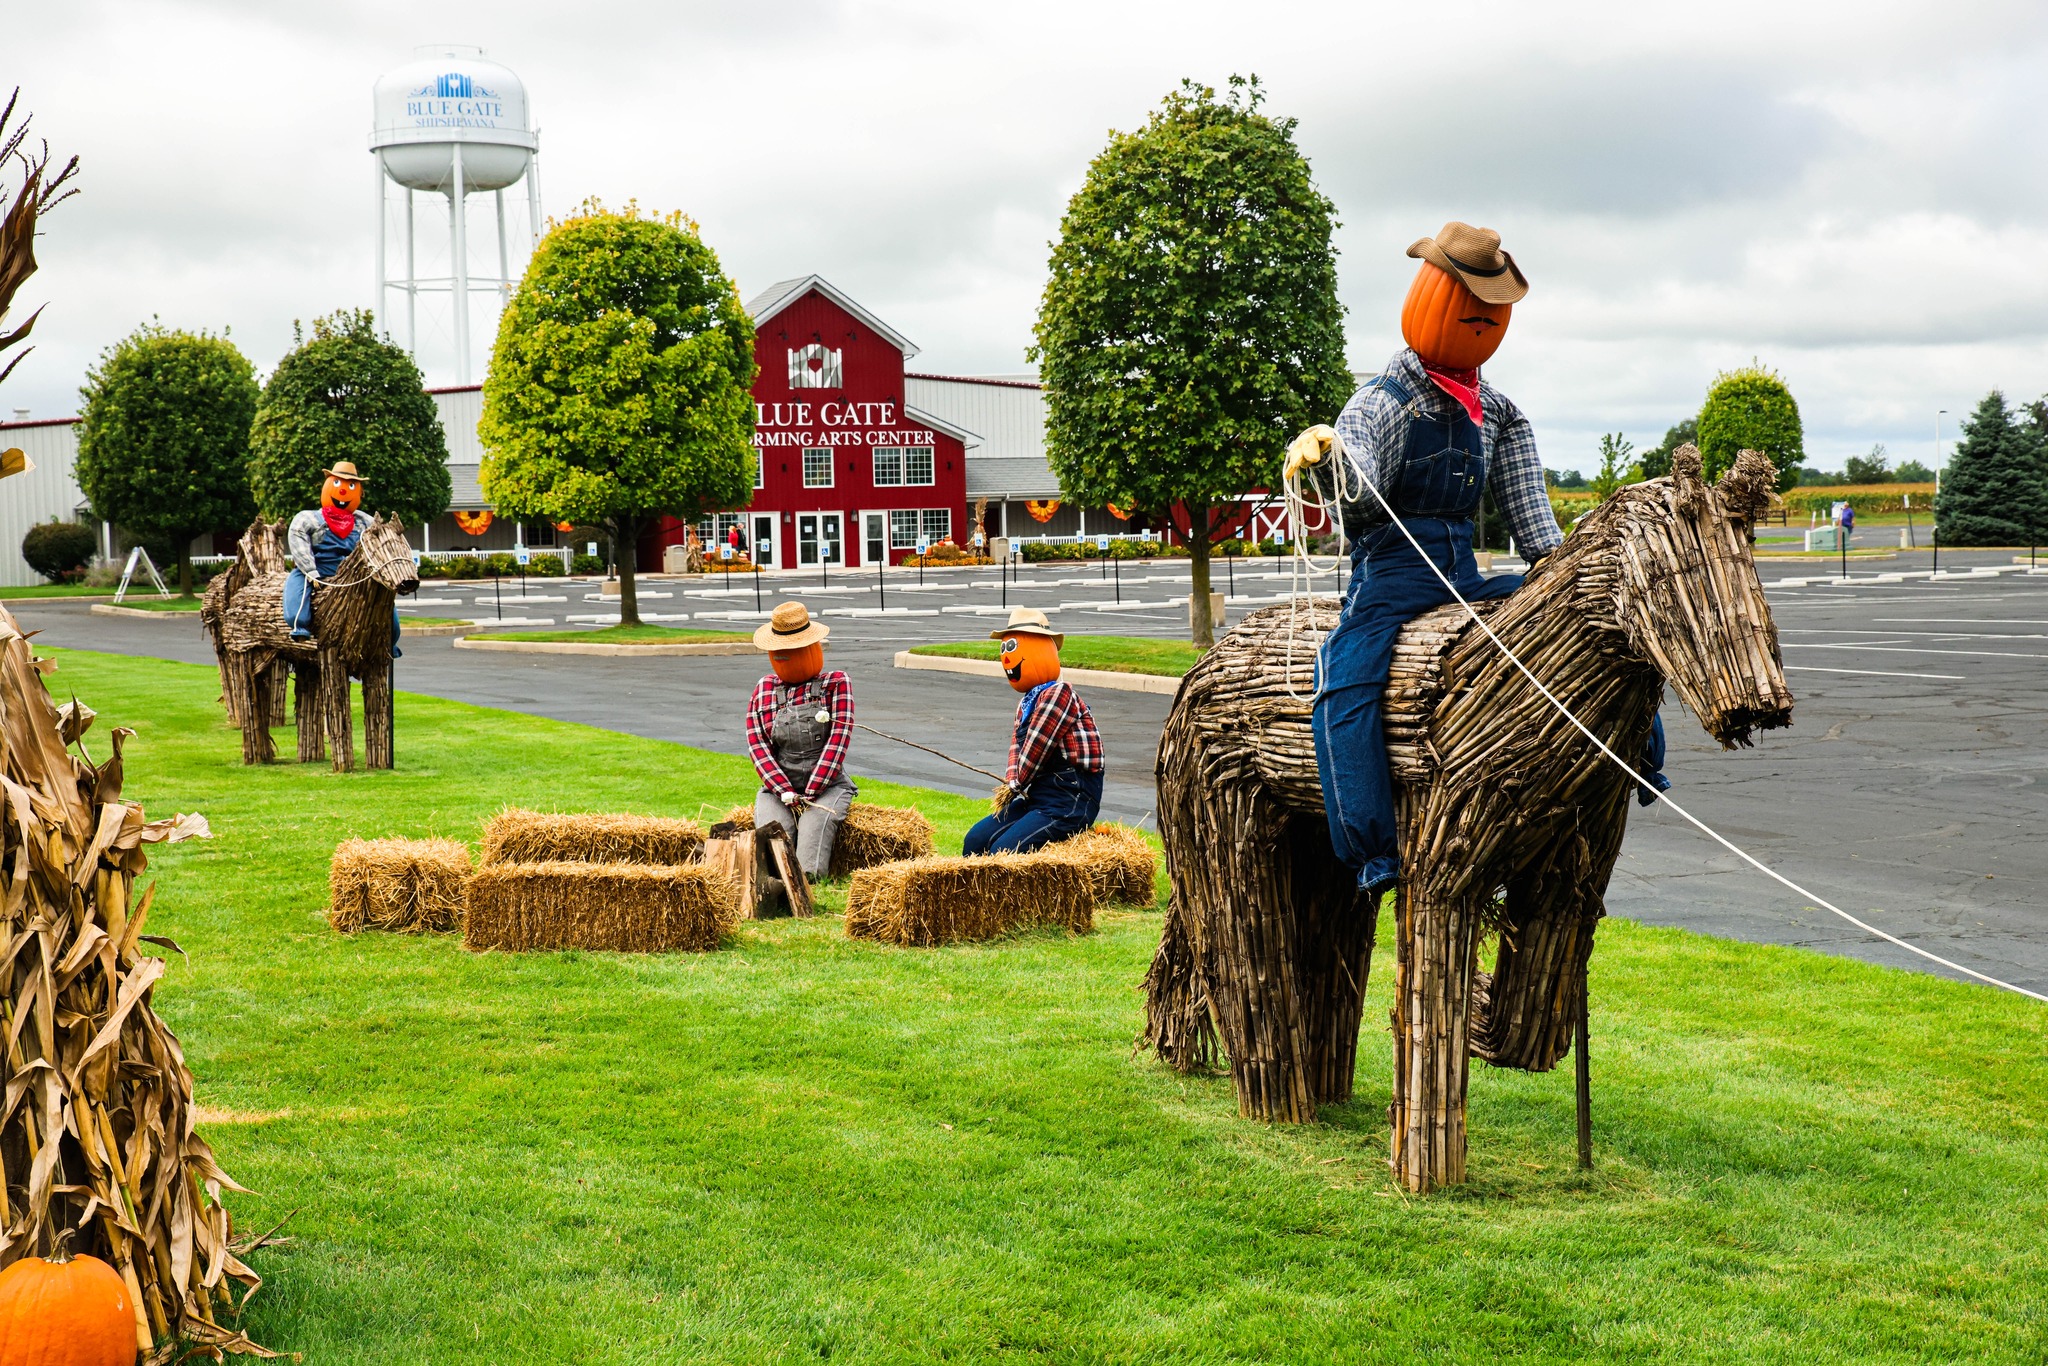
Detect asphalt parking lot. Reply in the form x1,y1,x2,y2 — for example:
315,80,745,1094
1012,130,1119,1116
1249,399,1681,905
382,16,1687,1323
19,538,2047,998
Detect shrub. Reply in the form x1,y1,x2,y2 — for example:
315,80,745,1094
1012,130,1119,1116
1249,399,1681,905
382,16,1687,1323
21,520,97,582
572,553,606,575
1697,363,1803,489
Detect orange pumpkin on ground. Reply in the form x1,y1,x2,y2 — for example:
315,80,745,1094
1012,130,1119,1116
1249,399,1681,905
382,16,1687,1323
998,633,1062,692
1400,261,1512,370
0,1253,139,1364
771,643,823,685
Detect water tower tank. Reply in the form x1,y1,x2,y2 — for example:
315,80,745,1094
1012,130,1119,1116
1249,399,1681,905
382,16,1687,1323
370,46,541,386
371,47,535,190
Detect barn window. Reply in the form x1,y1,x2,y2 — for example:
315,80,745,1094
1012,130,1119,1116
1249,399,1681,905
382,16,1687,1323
802,447,833,488
904,446,935,486
872,447,904,486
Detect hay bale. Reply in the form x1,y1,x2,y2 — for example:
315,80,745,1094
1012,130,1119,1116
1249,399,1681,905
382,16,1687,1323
481,807,705,866
329,837,472,933
724,800,936,876
1058,823,1158,907
464,861,739,953
844,851,1094,947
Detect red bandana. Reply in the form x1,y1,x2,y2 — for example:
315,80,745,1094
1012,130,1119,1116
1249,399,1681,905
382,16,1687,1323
1423,364,1483,426
322,505,356,538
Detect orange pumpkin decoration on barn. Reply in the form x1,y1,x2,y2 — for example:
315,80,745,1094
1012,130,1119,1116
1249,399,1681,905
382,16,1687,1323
1400,261,1513,370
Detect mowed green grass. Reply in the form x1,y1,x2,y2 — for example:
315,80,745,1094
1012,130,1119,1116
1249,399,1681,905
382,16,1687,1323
52,647,2048,1363
912,634,1204,677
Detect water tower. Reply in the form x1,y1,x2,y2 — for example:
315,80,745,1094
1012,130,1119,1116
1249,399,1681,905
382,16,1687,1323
370,46,540,384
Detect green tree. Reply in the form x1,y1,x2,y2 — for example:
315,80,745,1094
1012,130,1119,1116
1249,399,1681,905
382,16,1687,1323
1935,390,2048,547
1843,443,1891,484
1590,432,1637,501
75,322,258,596
1638,417,1697,480
1031,76,1352,647
1894,458,1935,483
480,202,756,625
249,308,451,527
1696,362,1803,490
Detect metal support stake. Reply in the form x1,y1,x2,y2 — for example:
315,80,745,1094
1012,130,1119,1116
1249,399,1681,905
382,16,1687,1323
878,552,885,610
1575,977,1593,1171
1114,554,1120,604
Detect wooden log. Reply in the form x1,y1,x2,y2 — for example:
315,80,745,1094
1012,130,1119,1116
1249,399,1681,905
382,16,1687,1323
763,822,815,919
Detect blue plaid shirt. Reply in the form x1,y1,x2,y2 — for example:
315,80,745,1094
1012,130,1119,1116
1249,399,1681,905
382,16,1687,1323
1327,348,1562,562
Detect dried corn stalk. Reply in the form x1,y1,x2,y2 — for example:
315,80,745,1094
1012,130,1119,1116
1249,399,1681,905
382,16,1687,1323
0,606,275,1358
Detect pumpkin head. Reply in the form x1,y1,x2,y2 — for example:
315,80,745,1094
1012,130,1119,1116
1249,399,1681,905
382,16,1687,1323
770,643,823,685
998,632,1062,692
322,473,363,515
0,1253,138,1364
1401,261,1512,369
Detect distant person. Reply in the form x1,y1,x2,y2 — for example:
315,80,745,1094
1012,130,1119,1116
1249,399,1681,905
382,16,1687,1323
746,602,855,884
1839,503,1855,546
964,608,1104,854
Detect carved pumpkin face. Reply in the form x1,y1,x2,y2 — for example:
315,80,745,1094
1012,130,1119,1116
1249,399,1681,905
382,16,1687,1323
770,643,822,685
1401,261,1512,369
322,474,363,514
998,632,1061,692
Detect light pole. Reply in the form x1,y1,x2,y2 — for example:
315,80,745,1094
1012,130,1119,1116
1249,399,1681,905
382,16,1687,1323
1933,409,1946,575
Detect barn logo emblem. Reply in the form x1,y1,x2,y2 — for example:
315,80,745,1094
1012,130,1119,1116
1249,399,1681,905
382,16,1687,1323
788,344,843,390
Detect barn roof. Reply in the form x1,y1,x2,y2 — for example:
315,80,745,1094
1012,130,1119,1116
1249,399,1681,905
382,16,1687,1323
742,275,921,360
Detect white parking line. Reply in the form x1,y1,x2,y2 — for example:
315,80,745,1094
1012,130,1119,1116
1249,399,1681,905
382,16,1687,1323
1785,664,1964,681
1782,642,2048,660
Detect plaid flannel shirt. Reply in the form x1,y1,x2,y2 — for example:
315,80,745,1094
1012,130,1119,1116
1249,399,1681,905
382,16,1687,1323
1006,679,1104,790
1325,348,1562,562
745,670,855,799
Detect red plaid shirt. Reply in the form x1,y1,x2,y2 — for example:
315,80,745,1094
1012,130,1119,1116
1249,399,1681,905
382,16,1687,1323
1006,679,1103,790
745,670,855,799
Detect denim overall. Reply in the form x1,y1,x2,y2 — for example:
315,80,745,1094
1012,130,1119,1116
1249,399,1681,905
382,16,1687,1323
282,518,402,657
751,679,856,880
1309,375,1668,896
963,682,1104,856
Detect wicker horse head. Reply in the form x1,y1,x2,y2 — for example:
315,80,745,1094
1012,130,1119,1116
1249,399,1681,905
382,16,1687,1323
1143,442,1798,1193
345,515,423,602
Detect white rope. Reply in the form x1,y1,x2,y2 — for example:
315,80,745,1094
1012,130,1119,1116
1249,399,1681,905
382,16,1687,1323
1284,432,2047,1005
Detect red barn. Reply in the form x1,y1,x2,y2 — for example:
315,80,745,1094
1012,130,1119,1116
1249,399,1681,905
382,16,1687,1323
644,275,974,570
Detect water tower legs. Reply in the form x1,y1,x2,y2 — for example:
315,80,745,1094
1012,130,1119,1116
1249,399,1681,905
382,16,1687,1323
495,189,510,303
404,189,416,354
374,151,386,336
450,142,470,383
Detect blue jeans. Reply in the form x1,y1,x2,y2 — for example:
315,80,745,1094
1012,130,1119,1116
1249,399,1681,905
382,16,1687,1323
964,766,1104,855
284,568,402,656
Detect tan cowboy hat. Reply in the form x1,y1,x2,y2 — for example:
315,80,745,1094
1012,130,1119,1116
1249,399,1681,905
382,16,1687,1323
753,600,831,651
1406,221,1529,305
322,460,369,482
989,607,1063,646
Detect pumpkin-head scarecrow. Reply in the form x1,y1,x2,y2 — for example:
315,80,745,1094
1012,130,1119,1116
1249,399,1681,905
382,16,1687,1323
1276,220,1671,901
285,459,398,650
744,602,857,888
958,607,1106,857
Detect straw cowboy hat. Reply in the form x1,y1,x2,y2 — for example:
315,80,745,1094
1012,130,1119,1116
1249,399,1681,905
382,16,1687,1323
322,460,369,482
753,600,831,651
1406,221,1529,305
989,607,1063,646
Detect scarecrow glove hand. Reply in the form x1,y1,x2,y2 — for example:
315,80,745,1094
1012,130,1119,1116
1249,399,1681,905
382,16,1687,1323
779,790,799,808
1283,425,1340,483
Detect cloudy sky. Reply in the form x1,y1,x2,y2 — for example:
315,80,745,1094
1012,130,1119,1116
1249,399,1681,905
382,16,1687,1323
11,0,2047,473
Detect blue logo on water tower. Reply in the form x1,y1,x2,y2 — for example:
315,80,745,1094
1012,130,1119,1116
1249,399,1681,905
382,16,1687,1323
436,72,473,98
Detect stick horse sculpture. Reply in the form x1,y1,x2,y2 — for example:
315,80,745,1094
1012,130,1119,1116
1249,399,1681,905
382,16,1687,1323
202,515,419,770
1142,445,1794,1192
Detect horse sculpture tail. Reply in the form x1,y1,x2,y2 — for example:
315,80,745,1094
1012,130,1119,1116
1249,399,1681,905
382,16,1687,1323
1140,891,1218,1073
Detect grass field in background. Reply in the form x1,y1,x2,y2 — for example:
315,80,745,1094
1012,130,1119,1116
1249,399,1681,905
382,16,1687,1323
0,582,115,599
462,624,754,644
911,634,1203,677
46,647,2048,1363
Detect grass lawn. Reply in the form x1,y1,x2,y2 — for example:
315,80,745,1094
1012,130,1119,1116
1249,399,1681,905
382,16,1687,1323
463,624,754,644
0,581,115,599
913,633,1203,677
50,647,2048,1363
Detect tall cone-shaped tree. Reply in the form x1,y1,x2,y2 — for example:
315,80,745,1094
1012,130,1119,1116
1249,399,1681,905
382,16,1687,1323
1032,76,1351,647
480,202,757,625
1936,389,2048,547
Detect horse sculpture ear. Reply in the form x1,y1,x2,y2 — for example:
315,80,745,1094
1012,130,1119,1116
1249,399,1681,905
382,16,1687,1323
1670,442,1707,517
1715,449,1778,525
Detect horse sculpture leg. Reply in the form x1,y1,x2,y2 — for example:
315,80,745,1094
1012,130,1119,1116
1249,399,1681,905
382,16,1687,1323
234,658,275,765
362,662,393,770
294,659,324,763
320,647,354,773
1389,880,1485,1192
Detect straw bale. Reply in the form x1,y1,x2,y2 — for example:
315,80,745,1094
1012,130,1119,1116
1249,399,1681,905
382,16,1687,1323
481,807,706,866
1057,823,1158,907
844,851,1094,947
464,860,740,953
724,800,935,876
329,837,471,933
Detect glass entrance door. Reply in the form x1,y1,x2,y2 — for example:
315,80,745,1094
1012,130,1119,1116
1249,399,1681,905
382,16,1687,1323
797,513,843,567
864,512,886,566
750,513,776,567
